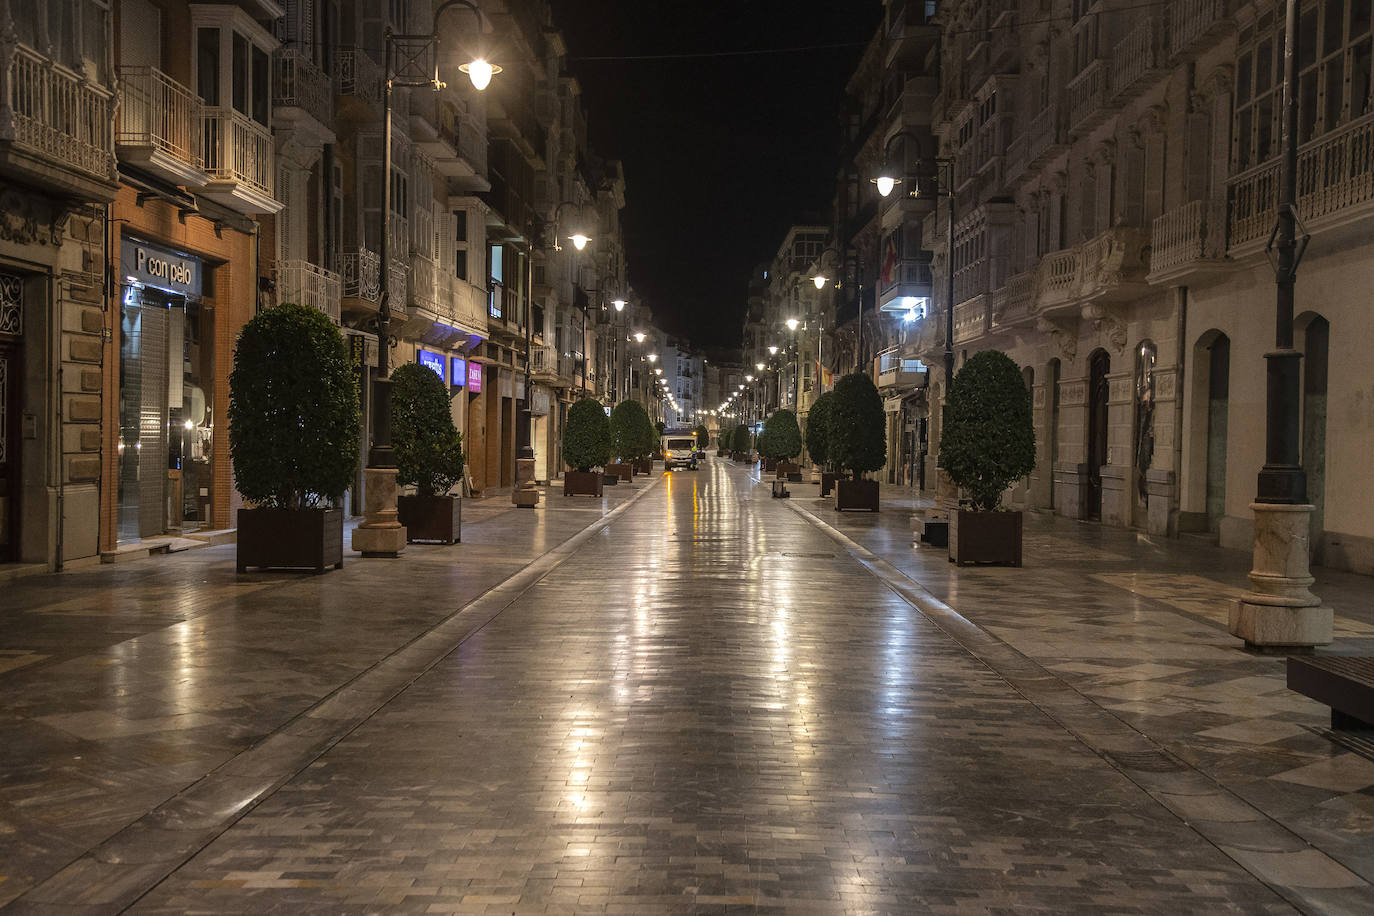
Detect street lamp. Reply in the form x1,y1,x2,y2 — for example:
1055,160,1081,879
871,130,954,394
357,0,498,558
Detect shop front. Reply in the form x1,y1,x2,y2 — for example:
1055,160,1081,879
116,237,214,541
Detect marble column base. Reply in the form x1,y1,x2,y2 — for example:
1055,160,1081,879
512,457,540,508
1228,502,1331,649
351,467,406,558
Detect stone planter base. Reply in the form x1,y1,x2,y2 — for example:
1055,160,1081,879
565,471,603,497
238,508,343,573
397,495,461,544
834,478,879,512
950,509,1022,566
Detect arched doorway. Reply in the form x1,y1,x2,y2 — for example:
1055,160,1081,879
1300,314,1328,563
1087,349,1110,521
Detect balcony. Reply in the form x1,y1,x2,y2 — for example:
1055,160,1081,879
990,270,1034,330
1110,16,1167,104
340,248,380,304
953,256,989,307
273,50,335,146
336,47,383,119
1148,199,1230,283
409,255,440,314
116,66,206,187
1028,226,1151,317
409,95,486,182
1033,248,1082,315
874,347,928,390
878,256,934,313
1170,0,1233,59
1066,60,1118,137
1228,112,1374,251
953,296,990,344
530,344,574,384
1,43,116,199
276,259,342,324
200,107,279,213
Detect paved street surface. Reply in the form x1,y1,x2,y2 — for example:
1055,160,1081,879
3,459,1374,913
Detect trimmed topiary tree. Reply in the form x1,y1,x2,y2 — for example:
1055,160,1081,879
640,410,661,461
942,349,1036,510
758,409,802,462
828,371,886,480
229,302,359,509
694,424,709,448
610,400,652,461
391,362,465,497
563,397,611,472
806,390,835,468
731,423,750,455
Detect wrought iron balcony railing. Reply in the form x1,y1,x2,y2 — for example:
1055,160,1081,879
116,66,201,170
276,259,342,324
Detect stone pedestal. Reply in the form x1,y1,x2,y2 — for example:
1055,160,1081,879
512,457,539,508
1100,465,1129,527
1229,502,1332,650
1145,469,1175,536
1054,463,1089,520
351,467,406,557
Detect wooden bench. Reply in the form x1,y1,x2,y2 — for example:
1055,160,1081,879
1287,656,1374,730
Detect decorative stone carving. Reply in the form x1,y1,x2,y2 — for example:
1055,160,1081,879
1036,316,1078,362
1081,302,1128,354
0,189,71,246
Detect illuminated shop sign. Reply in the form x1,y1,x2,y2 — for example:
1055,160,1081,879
450,357,467,387
120,237,202,297
417,350,445,382
467,361,483,393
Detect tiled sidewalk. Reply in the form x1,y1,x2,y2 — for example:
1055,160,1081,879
774,471,1374,908
0,478,659,908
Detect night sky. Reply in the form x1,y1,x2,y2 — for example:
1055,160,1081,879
554,0,885,350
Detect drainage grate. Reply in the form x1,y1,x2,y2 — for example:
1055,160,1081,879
780,552,836,559
1107,749,1187,772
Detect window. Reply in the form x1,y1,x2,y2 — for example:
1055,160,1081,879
1236,1,1374,168
197,28,220,103
452,209,469,281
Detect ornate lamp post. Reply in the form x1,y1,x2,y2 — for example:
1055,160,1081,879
1229,0,1330,649
355,0,498,557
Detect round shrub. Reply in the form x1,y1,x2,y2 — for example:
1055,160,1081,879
229,302,360,509
759,409,802,462
563,398,611,472
694,424,709,448
731,423,750,454
806,390,835,468
829,371,886,479
942,349,1036,510
610,400,652,461
391,362,465,497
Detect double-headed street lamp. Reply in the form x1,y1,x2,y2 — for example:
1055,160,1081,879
356,0,498,558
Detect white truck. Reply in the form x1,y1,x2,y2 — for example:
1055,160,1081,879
662,433,699,471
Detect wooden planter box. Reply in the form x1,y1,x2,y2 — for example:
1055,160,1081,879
776,460,802,481
834,478,879,512
602,472,619,486
609,462,633,481
397,495,461,544
565,470,603,497
820,472,837,497
950,509,1023,566
636,458,653,475
717,449,727,457
237,507,343,573
763,457,778,472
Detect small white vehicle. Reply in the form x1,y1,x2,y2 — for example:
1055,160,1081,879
662,435,699,470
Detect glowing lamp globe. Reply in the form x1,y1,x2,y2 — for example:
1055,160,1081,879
459,59,501,91
569,234,590,251
813,274,828,289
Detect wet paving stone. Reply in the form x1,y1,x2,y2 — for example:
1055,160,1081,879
129,462,1300,913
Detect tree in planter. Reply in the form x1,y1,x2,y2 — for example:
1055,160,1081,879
694,424,710,448
228,302,359,571
806,391,835,469
230,303,359,509
731,423,750,456
390,362,466,543
758,409,802,463
829,372,886,480
391,363,465,497
639,409,661,467
563,397,611,472
655,419,667,438
941,349,1036,510
563,397,610,496
610,400,652,462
